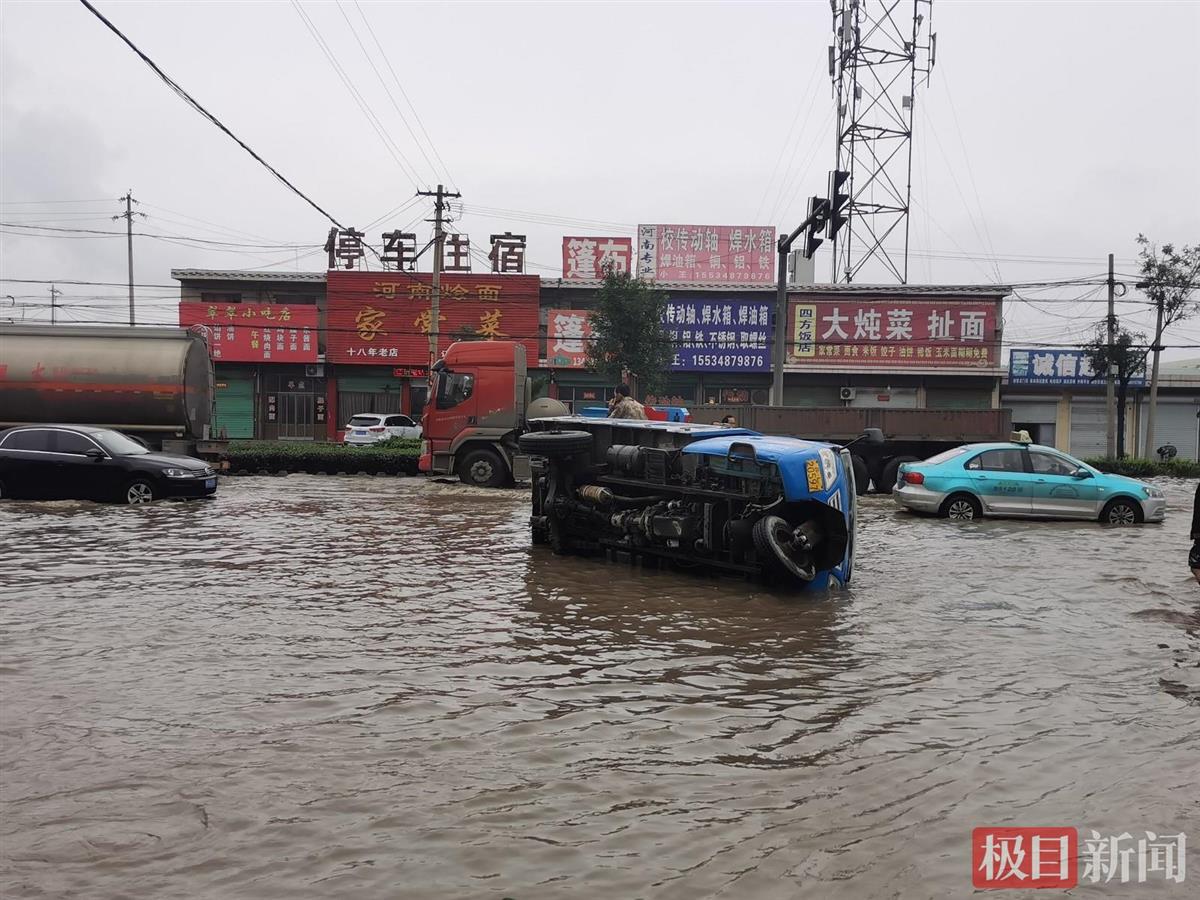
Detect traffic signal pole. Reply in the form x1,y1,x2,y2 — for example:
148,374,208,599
771,211,822,406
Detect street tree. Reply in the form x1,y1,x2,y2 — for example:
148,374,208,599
1082,324,1148,458
1136,235,1200,456
585,267,674,397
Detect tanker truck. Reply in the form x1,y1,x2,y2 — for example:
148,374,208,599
0,324,214,451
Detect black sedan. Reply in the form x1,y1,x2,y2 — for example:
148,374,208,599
0,425,218,504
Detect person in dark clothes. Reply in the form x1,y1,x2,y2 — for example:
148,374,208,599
1190,482,1200,584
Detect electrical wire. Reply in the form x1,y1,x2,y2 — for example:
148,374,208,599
77,0,345,228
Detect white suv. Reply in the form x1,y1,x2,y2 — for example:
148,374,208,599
343,413,422,446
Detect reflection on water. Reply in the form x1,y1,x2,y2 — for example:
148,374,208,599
1,475,1197,899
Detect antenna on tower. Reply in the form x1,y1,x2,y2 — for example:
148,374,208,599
829,0,935,283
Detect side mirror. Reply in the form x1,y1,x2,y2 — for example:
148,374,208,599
85,448,106,460
860,427,885,445
1072,468,1092,479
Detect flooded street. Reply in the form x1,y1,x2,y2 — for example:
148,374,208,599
1,475,1197,899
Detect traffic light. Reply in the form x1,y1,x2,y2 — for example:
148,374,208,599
826,169,850,240
803,195,829,259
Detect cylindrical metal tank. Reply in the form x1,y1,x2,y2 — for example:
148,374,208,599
0,325,214,438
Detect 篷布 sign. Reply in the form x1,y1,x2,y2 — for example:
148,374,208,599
545,309,593,368
1008,348,1144,386
178,302,319,363
788,300,999,368
561,237,633,280
637,225,776,284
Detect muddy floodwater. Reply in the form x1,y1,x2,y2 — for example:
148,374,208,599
1,475,1197,898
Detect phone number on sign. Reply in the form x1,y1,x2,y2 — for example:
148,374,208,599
689,354,766,368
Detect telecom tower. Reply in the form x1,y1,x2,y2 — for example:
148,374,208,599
829,0,935,283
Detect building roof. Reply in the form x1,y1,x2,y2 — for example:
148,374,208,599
539,278,1010,296
171,269,327,283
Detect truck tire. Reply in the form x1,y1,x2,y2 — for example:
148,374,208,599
850,455,870,496
458,448,508,488
752,515,816,582
518,429,593,459
880,455,920,494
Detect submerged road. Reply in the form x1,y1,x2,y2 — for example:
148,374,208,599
1,475,1196,898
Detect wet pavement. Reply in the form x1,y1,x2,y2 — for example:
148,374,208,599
1,475,1197,899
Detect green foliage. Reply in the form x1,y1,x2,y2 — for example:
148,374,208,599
584,268,675,396
1136,235,1200,333
225,439,419,475
1082,456,1200,479
1079,326,1146,457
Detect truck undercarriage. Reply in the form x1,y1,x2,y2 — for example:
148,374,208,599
520,420,856,589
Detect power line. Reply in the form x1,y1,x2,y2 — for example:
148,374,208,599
77,0,344,227
289,0,424,189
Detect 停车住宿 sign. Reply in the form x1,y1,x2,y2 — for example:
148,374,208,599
637,225,776,283
561,237,633,280
1008,348,1144,386
325,271,539,365
788,300,999,368
178,301,319,362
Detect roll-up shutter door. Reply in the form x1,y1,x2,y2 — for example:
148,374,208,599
213,378,254,439
1004,399,1058,422
1139,399,1199,461
1069,399,1108,458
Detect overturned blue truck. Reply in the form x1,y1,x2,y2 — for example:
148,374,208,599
519,418,879,589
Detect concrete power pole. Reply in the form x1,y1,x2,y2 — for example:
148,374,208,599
416,184,461,371
114,191,144,325
49,285,62,324
1143,293,1166,459
1105,253,1116,458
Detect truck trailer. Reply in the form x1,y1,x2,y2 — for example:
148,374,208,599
0,324,214,450
420,340,1011,491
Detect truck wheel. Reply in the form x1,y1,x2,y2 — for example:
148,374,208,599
752,515,816,582
458,448,507,488
879,455,920,494
518,429,594,459
850,455,869,496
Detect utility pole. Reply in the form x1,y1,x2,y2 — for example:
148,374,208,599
49,285,62,325
1143,289,1165,459
1105,253,1116,458
114,191,145,325
416,184,461,371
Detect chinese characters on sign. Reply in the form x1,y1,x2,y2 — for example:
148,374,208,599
972,827,1185,889
637,224,777,284
664,300,773,372
561,237,634,280
325,271,539,365
545,309,592,368
381,231,418,271
789,300,998,368
488,232,526,273
178,302,319,363
1008,348,1145,386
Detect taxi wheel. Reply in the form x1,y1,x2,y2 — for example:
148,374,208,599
940,493,982,522
1101,498,1141,526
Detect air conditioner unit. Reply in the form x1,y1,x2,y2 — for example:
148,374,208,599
305,364,325,378
751,389,769,406
839,387,857,401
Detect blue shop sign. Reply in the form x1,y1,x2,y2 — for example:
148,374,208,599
663,299,773,372
1008,348,1145,387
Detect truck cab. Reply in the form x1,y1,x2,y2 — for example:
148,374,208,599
420,341,531,487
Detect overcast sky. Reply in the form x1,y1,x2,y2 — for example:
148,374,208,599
2,0,1197,358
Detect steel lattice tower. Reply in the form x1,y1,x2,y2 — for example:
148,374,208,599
830,0,935,283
